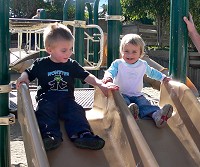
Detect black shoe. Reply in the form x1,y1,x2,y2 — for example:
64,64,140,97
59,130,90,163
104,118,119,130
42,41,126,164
43,136,62,151
73,132,105,150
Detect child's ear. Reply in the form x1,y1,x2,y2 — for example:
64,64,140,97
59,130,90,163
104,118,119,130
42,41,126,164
46,47,51,54
119,52,122,58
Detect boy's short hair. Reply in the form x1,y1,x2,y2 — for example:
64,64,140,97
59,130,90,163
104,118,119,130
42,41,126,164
120,34,145,56
43,22,74,48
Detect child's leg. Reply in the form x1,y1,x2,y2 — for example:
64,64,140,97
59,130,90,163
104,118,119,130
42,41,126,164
128,103,139,119
134,95,173,127
35,99,62,151
128,95,173,128
134,95,160,119
59,99,91,137
59,99,105,150
122,94,139,119
152,104,173,128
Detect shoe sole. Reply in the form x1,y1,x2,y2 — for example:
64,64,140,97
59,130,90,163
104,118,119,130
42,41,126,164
156,104,173,128
129,103,139,120
74,138,105,150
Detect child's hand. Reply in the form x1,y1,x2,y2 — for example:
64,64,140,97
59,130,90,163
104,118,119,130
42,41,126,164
106,82,119,90
16,72,30,89
162,77,171,84
16,77,26,89
99,82,119,97
102,77,113,84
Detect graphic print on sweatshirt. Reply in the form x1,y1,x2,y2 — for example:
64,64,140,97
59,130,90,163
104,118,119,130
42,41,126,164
48,70,69,91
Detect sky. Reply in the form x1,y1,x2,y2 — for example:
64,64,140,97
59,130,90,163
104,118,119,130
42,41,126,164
99,0,108,6
99,0,108,11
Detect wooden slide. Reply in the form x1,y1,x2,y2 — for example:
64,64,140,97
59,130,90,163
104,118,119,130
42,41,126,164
142,54,199,97
17,81,200,167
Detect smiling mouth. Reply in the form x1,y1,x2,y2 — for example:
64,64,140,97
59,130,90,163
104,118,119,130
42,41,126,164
127,57,134,60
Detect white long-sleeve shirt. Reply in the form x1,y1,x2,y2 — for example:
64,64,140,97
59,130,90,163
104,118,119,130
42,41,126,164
104,58,166,97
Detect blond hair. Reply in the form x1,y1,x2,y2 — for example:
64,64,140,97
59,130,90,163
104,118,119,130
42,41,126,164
120,34,145,57
43,22,74,48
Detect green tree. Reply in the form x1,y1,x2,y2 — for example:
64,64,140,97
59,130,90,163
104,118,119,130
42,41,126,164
121,0,169,22
10,0,46,18
189,0,200,32
120,0,200,48
99,4,107,18
9,0,75,20
121,0,170,46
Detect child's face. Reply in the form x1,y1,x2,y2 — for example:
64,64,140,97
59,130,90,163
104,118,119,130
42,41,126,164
121,43,142,64
46,40,73,63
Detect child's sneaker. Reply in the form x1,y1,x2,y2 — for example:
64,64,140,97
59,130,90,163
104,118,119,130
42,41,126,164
128,103,139,120
152,104,173,128
73,132,105,150
43,135,62,151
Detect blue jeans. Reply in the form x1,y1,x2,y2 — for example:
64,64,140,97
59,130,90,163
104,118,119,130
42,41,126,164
35,93,91,140
122,94,160,119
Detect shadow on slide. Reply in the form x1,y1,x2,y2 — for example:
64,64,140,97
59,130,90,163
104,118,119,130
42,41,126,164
17,82,200,167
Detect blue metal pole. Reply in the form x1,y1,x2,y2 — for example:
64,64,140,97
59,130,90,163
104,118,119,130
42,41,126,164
107,0,122,67
93,0,100,65
0,0,10,166
86,2,93,61
75,0,85,87
92,0,100,77
39,9,46,58
63,0,70,21
169,0,189,83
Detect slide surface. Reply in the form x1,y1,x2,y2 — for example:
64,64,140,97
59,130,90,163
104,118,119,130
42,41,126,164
17,82,200,167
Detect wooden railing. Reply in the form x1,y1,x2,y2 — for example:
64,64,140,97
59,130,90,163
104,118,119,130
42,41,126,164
122,24,169,47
